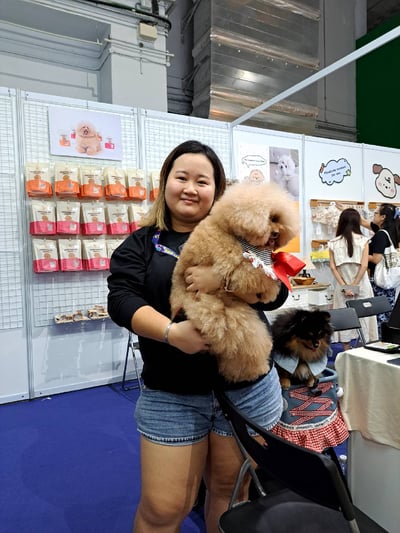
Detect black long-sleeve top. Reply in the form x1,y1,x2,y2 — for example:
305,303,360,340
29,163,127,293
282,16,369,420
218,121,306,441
107,226,288,394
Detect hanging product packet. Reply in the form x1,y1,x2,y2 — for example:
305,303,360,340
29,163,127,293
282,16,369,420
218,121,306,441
58,239,83,271
106,238,125,259
32,239,59,273
25,162,53,197
81,202,106,235
106,203,130,235
54,162,80,197
56,201,81,234
29,200,56,235
128,204,148,232
149,170,160,201
80,166,104,199
127,168,147,200
82,239,109,271
104,167,128,200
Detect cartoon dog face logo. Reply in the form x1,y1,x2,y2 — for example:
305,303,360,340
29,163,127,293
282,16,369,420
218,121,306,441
373,164,400,198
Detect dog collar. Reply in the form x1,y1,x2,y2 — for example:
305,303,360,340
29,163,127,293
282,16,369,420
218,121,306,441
272,350,328,375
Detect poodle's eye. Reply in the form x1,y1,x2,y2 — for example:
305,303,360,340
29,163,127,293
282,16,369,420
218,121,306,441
270,214,279,223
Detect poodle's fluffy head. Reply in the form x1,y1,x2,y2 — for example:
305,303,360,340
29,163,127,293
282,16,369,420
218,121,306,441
272,309,333,362
277,154,296,176
76,121,97,138
209,181,299,250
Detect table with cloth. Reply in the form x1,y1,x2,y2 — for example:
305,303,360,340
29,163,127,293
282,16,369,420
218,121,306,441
336,347,400,533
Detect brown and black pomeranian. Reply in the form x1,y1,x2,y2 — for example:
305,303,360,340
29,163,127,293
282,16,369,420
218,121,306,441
271,309,333,390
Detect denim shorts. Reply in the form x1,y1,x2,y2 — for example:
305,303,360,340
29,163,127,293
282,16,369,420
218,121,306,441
134,366,283,445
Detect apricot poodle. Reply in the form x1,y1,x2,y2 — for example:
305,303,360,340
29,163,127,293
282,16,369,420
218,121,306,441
170,182,299,383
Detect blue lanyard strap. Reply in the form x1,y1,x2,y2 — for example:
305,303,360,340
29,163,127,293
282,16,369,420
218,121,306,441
152,230,180,259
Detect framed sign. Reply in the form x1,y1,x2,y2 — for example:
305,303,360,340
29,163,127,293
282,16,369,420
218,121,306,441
48,108,123,161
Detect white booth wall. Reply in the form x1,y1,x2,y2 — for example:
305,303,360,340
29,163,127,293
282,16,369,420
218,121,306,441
1,87,400,405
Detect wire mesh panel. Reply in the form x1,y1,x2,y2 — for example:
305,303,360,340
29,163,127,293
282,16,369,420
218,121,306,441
0,90,24,330
22,94,139,327
142,110,231,174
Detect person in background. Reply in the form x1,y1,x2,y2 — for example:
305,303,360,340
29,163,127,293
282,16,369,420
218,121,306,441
328,208,377,350
107,140,288,533
360,203,400,335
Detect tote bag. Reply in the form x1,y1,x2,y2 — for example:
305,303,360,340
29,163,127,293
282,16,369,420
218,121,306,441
374,230,400,290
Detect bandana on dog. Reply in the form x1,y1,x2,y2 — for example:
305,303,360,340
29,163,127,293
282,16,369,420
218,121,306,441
239,240,305,291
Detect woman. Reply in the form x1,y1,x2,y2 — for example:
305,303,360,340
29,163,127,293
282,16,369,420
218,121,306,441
361,204,400,334
328,208,377,349
107,140,287,533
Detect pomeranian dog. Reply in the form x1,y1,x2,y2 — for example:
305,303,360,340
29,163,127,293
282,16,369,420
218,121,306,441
170,182,299,383
271,309,333,389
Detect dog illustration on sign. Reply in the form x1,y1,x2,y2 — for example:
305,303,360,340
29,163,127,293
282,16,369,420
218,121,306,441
373,163,400,198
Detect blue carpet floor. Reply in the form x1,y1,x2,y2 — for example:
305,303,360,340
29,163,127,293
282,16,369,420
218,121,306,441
0,382,347,532
0,383,206,533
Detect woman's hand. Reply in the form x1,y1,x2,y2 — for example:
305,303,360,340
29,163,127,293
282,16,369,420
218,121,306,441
185,266,223,293
167,320,211,354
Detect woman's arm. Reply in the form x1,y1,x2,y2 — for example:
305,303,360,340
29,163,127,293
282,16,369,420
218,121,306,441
131,305,208,354
352,242,368,285
329,249,346,287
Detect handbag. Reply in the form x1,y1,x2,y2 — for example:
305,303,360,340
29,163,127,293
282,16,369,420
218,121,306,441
373,229,400,290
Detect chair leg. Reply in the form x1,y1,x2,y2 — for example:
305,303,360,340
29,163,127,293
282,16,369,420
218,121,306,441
121,332,143,391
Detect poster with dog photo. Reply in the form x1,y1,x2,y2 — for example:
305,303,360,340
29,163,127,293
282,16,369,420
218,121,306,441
48,108,123,161
237,143,300,253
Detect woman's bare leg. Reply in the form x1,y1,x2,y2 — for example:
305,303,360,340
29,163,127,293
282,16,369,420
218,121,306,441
133,436,208,533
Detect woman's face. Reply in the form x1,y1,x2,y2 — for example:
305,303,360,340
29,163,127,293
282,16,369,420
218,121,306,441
373,209,385,227
165,153,216,231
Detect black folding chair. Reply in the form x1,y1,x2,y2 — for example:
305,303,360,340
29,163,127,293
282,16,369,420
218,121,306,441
215,390,387,533
121,331,143,391
328,307,363,346
346,296,392,345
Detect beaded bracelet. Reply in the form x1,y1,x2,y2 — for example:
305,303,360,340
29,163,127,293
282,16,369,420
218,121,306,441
163,321,173,344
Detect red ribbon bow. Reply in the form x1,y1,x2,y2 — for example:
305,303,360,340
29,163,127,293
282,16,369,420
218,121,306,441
271,252,306,291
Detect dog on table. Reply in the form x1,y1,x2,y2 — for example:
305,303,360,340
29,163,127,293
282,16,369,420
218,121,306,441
271,309,333,390
170,181,300,383
75,121,102,155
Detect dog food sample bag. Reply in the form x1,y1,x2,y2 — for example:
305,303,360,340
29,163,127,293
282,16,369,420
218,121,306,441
127,168,147,200
32,239,59,273
54,162,80,197
82,239,109,271
25,162,53,197
149,171,160,201
56,201,81,235
58,239,83,271
128,204,147,232
106,238,125,258
104,167,128,200
81,202,106,235
80,166,104,198
29,200,56,235
106,203,130,235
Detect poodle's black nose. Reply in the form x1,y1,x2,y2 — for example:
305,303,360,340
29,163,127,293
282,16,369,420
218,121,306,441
270,231,279,238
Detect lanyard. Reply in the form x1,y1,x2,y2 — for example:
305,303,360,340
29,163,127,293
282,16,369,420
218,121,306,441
152,230,180,259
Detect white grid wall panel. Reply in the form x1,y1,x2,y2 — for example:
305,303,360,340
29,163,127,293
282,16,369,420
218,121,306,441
142,111,231,174
0,92,24,329
22,96,139,327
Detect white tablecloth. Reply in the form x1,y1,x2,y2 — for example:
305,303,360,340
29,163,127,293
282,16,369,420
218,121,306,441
336,347,400,450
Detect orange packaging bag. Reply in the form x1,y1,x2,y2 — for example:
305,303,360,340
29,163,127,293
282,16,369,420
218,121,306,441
127,168,147,200
54,162,80,197
25,162,53,197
